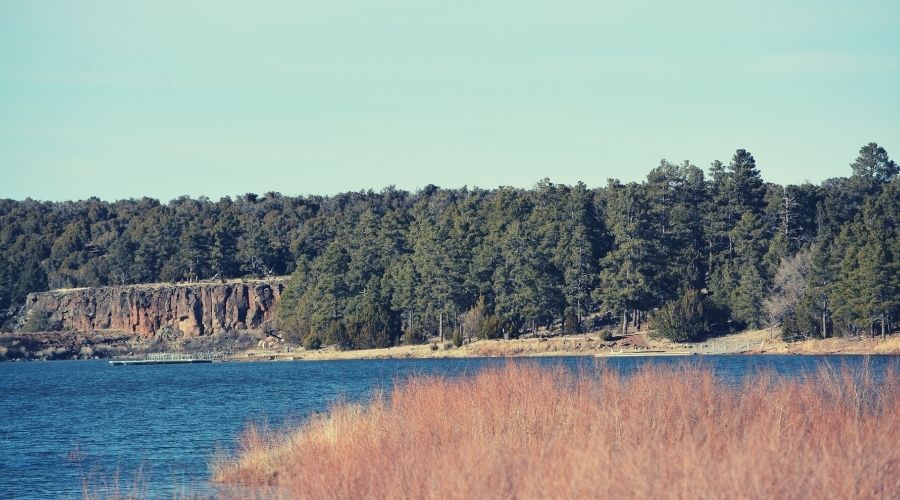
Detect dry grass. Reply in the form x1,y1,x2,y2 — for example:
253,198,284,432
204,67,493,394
244,330,900,362
768,335,900,355
244,334,616,362
81,467,149,500
213,361,900,499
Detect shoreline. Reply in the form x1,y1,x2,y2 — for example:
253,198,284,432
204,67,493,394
2,328,899,363
230,328,900,363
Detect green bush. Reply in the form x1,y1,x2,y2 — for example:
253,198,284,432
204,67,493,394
324,321,351,350
562,310,580,334
402,328,424,345
21,310,61,333
452,329,464,348
477,315,502,340
652,290,712,343
302,333,322,350
781,294,828,341
345,302,400,349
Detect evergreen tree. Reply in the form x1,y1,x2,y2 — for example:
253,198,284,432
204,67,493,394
237,224,274,277
209,210,240,279
831,221,868,335
593,182,656,334
106,237,138,285
727,212,769,328
557,182,603,329
850,142,898,185
706,150,769,322
384,255,419,342
176,226,210,282
409,198,450,340
806,241,835,338
645,160,707,300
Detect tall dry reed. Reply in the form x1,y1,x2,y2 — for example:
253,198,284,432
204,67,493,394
214,361,899,499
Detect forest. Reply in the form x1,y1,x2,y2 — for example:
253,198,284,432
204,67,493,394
1,143,897,348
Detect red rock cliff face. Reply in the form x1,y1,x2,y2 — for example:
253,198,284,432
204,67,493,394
20,278,288,337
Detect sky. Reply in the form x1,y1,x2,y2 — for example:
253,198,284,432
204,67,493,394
1,0,898,201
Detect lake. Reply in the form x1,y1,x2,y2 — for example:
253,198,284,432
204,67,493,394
0,355,896,499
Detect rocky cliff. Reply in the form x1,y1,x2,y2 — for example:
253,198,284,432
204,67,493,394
19,278,288,338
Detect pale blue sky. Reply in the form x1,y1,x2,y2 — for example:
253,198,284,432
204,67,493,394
1,0,898,201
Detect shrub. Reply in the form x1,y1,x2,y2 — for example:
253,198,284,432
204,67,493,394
451,330,464,348
21,310,61,333
781,293,829,341
402,328,423,346
275,286,313,343
345,302,400,349
460,298,485,341
154,326,179,342
302,333,322,350
323,322,351,350
477,315,502,340
653,289,712,342
562,310,580,334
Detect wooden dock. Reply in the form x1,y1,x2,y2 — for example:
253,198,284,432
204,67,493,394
109,352,219,366
595,350,694,357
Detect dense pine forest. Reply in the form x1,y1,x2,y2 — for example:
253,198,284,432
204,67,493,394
1,143,897,348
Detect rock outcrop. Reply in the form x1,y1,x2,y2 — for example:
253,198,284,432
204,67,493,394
19,278,288,338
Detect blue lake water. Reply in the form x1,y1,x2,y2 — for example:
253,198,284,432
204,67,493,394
0,355,896,499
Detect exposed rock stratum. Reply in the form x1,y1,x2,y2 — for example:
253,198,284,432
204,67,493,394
19,278,288,337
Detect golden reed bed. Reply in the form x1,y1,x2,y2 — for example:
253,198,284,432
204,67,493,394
213,362,899,499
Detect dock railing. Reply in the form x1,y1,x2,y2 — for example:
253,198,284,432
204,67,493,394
145,351,223,361
691,341,765,355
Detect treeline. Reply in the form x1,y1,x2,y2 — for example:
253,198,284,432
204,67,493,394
0,193,313,315
1,144,898,345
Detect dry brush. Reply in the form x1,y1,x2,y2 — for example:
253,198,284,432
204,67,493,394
214,362,899,499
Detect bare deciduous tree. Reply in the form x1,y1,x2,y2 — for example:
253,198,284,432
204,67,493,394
763,249,812,326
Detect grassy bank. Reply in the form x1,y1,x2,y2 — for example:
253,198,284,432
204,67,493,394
214,362,899,499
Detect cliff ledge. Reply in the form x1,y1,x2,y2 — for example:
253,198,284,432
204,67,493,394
19,278,288,338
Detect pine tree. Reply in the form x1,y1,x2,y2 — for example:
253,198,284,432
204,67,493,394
727,212,769,328
384,255,419,342
807,241,835,338
409,198,449,340
645,160,707,300
851,142,898,184
843,142,898,223
831,222,867,335
209,211,240,279
593,182,655,334
854,190,898,338
106,237,137,285
706,150,769,322
176,226,210,282
505,221,563,335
